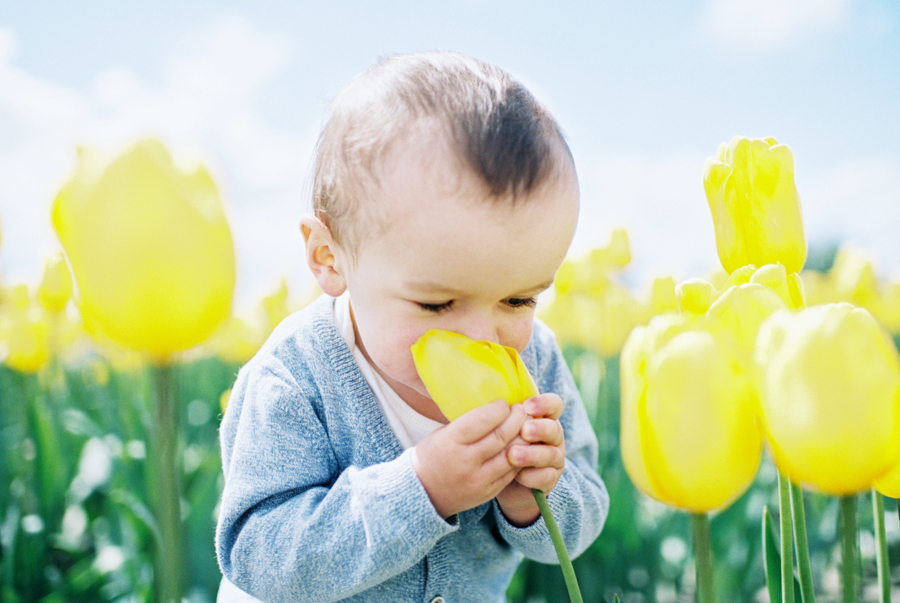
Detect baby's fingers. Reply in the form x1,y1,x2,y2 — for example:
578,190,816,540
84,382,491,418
451,398,514,444
523,393,563,420
515,466,564,494
507,442,566,470
522,418,564,446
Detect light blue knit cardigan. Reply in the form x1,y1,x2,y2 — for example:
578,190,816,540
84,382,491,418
215,294,608,602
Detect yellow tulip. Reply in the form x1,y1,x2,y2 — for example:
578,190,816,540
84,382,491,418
0,305,51,373
52,140,235,360
553,229,631,297
828,247,877,307
675,279,717,315
620,314,763,512
870,281,900,335
411,329,538,421
205,315,265,364
704,136,807,275
756,303,900,494
540,278,642,358
874,461,900,498
38,253,73,313
707,282,788,356
645,275,678,318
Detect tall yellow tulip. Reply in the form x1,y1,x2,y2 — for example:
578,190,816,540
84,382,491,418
411,329,538,421
620,314,763,512
704,136,807,275
756,303,900,495
52,139,235,359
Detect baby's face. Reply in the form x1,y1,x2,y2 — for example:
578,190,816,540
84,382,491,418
342,141,579,410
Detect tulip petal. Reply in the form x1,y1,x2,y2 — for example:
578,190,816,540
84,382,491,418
411,330,538,421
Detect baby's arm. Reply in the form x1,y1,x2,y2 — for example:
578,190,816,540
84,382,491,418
216,363,456,603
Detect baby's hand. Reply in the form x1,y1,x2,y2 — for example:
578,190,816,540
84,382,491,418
412,399,527,520
496,394,566,526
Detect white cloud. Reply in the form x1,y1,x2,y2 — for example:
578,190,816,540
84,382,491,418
0,15,316,308
700,0,850,52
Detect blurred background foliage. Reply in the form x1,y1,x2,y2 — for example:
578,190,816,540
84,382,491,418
1,238,898,602
2,137,900,601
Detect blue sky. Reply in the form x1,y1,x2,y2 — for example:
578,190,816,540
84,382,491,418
2,0,898,306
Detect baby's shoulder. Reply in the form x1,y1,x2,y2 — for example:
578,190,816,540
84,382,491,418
239,295,350,388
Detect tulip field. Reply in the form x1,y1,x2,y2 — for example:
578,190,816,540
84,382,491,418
2,136,900,602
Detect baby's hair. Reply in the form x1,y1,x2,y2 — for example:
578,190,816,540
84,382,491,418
312,50,570,255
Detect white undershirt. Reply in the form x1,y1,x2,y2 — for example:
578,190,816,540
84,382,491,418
333,292,444,449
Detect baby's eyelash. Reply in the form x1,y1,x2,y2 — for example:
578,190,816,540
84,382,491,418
417,301,454,313
505,297,538,309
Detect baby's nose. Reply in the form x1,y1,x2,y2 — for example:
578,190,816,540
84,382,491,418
459,316,500,345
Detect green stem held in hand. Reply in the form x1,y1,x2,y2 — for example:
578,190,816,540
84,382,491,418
840,494,858,603
691,513,714,603
151,364,185,603
778,472,795,603
532,489,583,603
872,489,891,603
790,483,816,603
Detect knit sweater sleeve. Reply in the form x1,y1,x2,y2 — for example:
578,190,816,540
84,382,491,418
492,319,609,563
215,337,456,602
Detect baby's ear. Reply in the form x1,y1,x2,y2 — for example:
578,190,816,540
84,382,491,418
300,215,347,297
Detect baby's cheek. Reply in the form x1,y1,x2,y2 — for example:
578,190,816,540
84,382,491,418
390,327,431,378
504,319,535,354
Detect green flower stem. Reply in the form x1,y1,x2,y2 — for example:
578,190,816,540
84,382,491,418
840,494,858,603
790,482,816,603
151,363,184,603
532,489,583,603
779,472,795,603
691,513,714,603
872,489,890,603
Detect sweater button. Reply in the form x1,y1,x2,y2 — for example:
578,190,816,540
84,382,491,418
430,597,445,603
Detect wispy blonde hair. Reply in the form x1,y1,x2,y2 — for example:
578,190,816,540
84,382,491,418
312,51,570,255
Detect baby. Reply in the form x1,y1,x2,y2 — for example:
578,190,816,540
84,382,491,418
215,51,608,602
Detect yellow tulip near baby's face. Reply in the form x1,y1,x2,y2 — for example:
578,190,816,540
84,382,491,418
755,303,900,495
411,329,538,421
52,140,235,360
704,136,807,275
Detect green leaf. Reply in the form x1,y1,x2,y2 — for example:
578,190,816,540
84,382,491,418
763,506,804,603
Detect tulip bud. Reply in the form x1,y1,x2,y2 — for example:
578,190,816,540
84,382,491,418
675,279,717,315
646,275,678,318
0,306,51,373
620,314,763,512
38,253,73,313
707,282,788,355
411,329,538,421
704,136,807,275
52,140,235,360
756,303,900,494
